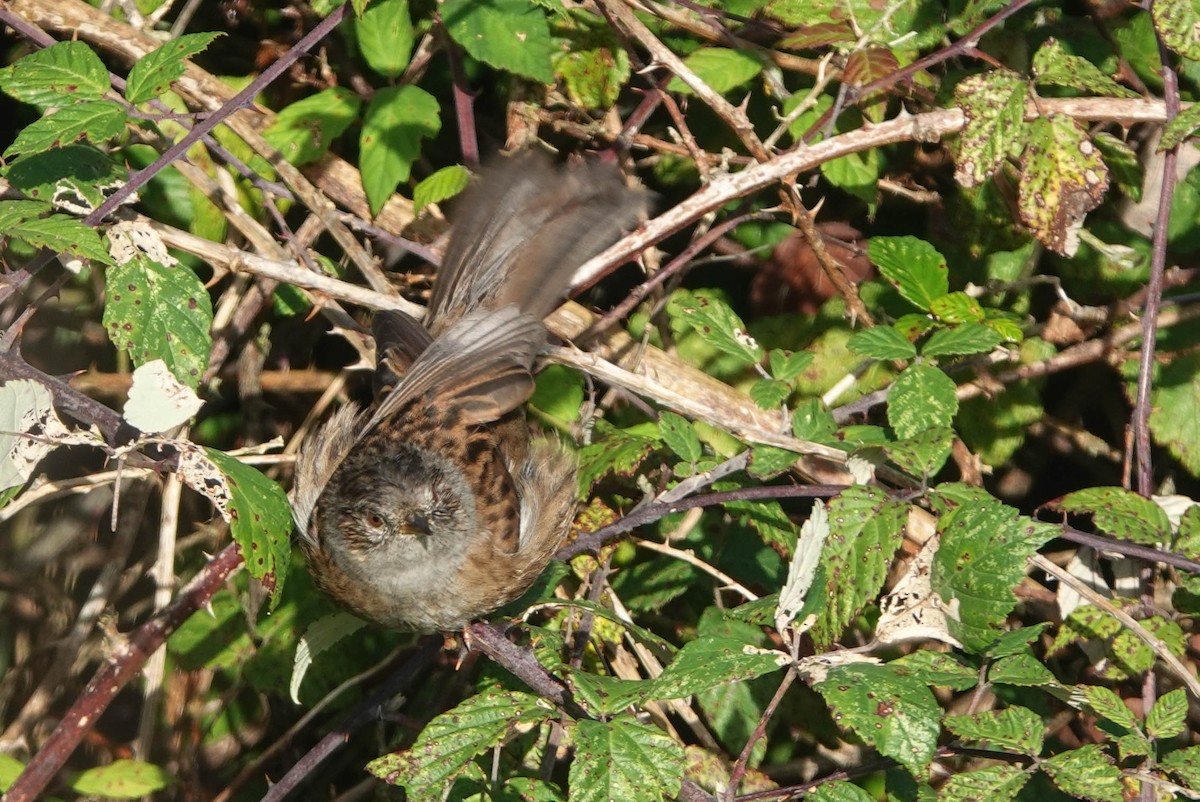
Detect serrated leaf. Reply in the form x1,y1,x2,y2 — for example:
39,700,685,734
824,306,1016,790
954,70,1028,188
6,143,127,213
1162,745,1200,789
986,623,1050,658
553,23,630,109
815,663,940,776
7,212,113,265
868,237,949,311
1105,616,1186,681
103,257,212,387
791,400,837,443
807,780,877,802
3,100,126,158
843,46,899,122
359,85,440,216
1073,685,1139,732
570,716,685,802
988,653,1058,686
810,486,909,648
1154,0,1200,60
822,147,883,209
0,40,110,108
69,759,172,798
1161,102,1200,151
566,670,654,716
922,323,1003,358
945,705,1044,755
1146,688,1188,739
889,651,979,690
1056,486,1172,546
848,325,917,360
125,32,222,104
882,425,953,479
577,422,659,489
749,378,790,410
747,445,801,479
356,0,413,77
659,411,702,463
652,637,786,700
667,47,763,95
887,363,958,439
670,290,764,365
369,688,554,799
928,292,985,324
1018,114,1109,256
412,164,470,213
263,87,360,166
1031,38,1139,98
202,448,292,606
442,0,554,82
768,349,814,381
931,485,1053,652
719,490,798,555
1040,744,1124,802
1091,132,1141,201
938,765,1029,802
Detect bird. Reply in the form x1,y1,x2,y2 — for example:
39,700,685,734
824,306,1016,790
290,152,645,631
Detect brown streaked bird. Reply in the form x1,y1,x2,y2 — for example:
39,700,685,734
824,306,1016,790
290,153,645,631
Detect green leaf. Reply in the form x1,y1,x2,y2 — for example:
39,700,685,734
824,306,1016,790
669,290,764,365
749,378,790,409
667,47,763,94
553,23,630,109
1031,38,1139,98
987,625,1050,659
356,0,413,77
931,486,1053,652
1074,684,1139,732
570,716,685,802
747,445,801,479
0,40,110,108
0,753,25,791
721,494,798,555
921,323,1003,358
125,32,223,104
1161,102,1200,151
806,780,877,802
69,759,172,798
953,70,1028,188
1040,744,1124,802
1018,114,1109,256
659,411,702,463
1056,486,1172,545
651,637,785,700
203,448,292,607
3,210,112,265
938,765,1029,802
848,325,917,361
810,486,909,648
1148,352,1200,478
1162,745,1200,789
368,688,554,799
928,292,985,324
359,85,441,216
1154,0,1200,60
889,651,978,690
263,87,360,166
1147,688,1189,740
577,421,659,489
988,653,1058,686
791,400,837,443
822,146,883,209
769,348,814,381
6,142,128,213
815,663,940,776
412,164,470,213
887,363,958,439
944,705,1044,755
442,0,555,83
103,257,212,387
958,380,1045,467
868,236,949,311
567,670,655,716
882,425,953,479
4,100,126,158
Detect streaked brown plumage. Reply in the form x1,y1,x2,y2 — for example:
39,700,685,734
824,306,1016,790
290,153,645,631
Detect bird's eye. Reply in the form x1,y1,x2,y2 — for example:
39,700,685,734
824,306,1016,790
365,511,386,530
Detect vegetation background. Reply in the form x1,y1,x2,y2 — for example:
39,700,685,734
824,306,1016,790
3,0,1200,800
